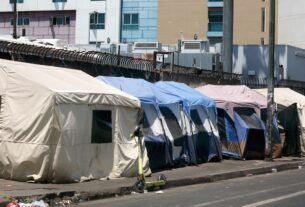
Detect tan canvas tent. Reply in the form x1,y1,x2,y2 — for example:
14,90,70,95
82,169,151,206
0,59,150,183
256,88,305,156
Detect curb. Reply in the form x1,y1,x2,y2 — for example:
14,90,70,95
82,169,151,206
76,161,304,201
1,161,304,205
166,162,303,188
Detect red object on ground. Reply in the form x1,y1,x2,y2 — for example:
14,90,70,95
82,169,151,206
5,202,19,207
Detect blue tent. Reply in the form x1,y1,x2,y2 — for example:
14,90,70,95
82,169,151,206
197,85,281,159
97,77,200,169
216,108,240,157
233,108,266,159
154,81,222,162
96,76,173,170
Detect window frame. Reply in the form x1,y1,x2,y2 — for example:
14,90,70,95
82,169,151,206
50,16,70,26
52,0,67,2
89,12,105,30
10,17,30,26
9,0,24,3
123,13,139,30
261,7,266,32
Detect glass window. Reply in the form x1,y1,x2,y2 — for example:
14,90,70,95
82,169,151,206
261,7,266,32
123,14,130,25
17,18,23,25
65,16,70,25
90,13,95,24
89,13,105,30
11,17,30,26
9,0,24,3
97,13,104,24
208,9,223,32
57,17,63,25
50,16,70,26
208,10,223,22
131,14,138,24
123,13,139,30
23,17,30,25
91,110,112,144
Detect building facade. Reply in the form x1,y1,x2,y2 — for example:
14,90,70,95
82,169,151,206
121,0,158,43
278,0,305,49
1,0,304,48
158,0,274,45
158,0,208,44
0,0,121,45
233,44,305,82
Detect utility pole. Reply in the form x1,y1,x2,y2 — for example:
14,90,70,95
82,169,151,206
223,0,234,73
266,0,276,160
13,0,17,39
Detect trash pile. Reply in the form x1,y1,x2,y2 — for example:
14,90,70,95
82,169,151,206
1,199,49,207
14,200,48,207
0,196,75,207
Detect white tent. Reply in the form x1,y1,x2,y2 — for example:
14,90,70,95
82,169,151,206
256,88,305,156
0,59,150,183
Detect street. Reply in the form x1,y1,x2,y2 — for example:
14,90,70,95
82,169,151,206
75,169,305,207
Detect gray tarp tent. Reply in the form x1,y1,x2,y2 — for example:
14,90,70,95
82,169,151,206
0,59,150,183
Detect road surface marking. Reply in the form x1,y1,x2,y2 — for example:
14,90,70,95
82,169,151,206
189,181,305,207
242,190,305,207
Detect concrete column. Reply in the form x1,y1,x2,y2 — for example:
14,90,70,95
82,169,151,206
223,0,234,73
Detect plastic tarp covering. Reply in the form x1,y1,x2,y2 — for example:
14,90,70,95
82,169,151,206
234,108,266,159
0,59,151,183
96,76,173,170
217,108,241,157
100,78,197,166
196,85,267,119
278,103,301,156
196,85,273,159
154,81,222,162
256,88,305,157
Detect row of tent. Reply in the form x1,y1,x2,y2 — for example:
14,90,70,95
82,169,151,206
0,59,304,183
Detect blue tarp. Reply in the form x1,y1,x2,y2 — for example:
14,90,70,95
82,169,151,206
154,81,222,162
217,108,241,157
97,76,157,105
96,77,199,168
154,81,216,110
97,76,173,170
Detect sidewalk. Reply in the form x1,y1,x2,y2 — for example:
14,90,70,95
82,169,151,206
0,157,304,203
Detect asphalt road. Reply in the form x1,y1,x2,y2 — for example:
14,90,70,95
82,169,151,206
75,169,305,207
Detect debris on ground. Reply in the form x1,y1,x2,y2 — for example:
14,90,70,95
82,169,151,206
0,196,78,207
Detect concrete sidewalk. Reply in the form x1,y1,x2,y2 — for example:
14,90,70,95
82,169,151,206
0,157,304,202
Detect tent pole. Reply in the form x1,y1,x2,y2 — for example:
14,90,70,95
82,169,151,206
266,0,276,160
